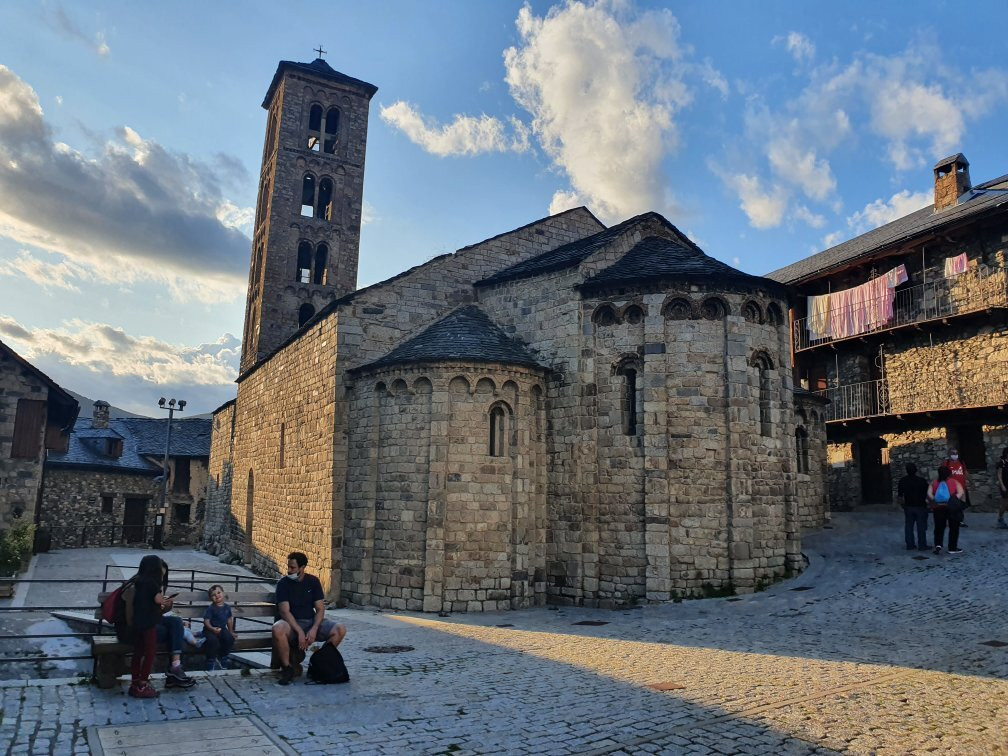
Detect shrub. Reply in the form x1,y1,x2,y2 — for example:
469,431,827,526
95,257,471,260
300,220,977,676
0,523,35,574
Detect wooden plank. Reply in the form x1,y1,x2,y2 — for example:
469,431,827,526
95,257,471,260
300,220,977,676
90,716,294,756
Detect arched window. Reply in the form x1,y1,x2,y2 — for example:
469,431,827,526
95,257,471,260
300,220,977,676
301,174,316,217
592,304,617,326
742,300,763,324
623,304,644,325
323,108,340,154
296,241,312,283
313,244,328,285
264,107,279,159
766,302,783,327
614,358,643,436
750,351,774,436
307,104,323,151
796,426,809,474
316,178,334,221
298,303,315,327
701,297,727,320
662,297,693,320
488,402,512,457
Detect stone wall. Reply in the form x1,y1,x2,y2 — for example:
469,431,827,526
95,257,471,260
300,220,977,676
794,396,830,529
39,469,159,548
203,402,235,556
0,351,51,526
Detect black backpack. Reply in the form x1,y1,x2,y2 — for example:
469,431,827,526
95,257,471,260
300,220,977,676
306,644,349,684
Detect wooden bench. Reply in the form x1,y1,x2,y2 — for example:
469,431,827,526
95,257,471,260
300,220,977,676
92,588,277,688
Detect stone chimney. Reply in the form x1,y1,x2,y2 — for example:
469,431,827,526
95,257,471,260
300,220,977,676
934,153,971,211
92,400,110,429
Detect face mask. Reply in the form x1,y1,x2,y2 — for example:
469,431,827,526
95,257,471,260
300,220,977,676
287,572,299,580
951,455,959,461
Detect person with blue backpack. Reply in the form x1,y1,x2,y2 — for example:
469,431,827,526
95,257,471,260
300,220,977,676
927,465,965,554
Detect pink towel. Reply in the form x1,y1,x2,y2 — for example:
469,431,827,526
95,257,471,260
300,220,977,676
944,253,968,277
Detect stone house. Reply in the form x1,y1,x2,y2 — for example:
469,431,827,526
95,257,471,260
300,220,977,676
0,339,79,528
41,401,211,548
204,56,828,612
767,154,1008,511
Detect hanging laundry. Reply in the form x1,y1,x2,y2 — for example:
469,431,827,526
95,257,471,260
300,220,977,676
806,294,831,340
943,253,968,277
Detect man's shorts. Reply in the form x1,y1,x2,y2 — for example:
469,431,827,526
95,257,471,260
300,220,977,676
276,617,339,644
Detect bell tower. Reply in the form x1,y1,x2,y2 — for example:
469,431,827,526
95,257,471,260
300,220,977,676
240,55,377,373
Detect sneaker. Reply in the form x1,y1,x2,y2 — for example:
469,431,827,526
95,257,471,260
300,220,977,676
193,636,207,649
278,665,295,686
959,521,967,527
948,548,963,554
128,682,159,699
934,545,942,554
165,665,196,689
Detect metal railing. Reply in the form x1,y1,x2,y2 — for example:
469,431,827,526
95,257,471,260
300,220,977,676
793,262,1008,351
816,377,1008,423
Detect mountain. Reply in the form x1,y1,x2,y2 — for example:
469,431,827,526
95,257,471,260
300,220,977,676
67,391,149,419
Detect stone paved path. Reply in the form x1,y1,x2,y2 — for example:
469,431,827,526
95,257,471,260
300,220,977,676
1,511,1007,754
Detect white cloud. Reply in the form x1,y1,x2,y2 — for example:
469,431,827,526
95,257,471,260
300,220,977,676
42,5,110,58
776,32,815,63
723,173,787,229
361,200,379,226
847,189,931,234
380,101,529,156
820,230,846,249
792,205,827,229
0,316,241,387
0,249,90,292
767,139,835,200
503,0,692,223
0,66,251,304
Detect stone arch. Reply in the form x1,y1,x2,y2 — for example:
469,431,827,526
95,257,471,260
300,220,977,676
296,240,312,283
622,303,645,325
742,300,764,324
501,379,519,401
749,350,775,370
307,103,323,151
374,381,387,395
592,303,618,326
661,296,695,321
612,354,643,436
300,172,316,216
475,377,496,395
700,296,729,320
323,107,340,153
316,177,334,220
390,378,409,395
413,377,433,395
488,400,514,457
449,375,470,395
766,302,784,327
298,303,315,327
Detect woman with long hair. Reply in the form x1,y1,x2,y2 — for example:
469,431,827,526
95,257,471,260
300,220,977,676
128,554,168,698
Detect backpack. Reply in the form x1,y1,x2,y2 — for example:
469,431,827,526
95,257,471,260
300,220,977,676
933,481,950,504
306,644,349,684
97,580,133,641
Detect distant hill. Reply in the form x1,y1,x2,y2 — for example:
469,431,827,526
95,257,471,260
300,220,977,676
68,391,148,419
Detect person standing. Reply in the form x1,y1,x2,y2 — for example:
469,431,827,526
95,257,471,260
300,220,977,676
897,463,929,550
996,447,1008,529
928,465,965,555
941,447,970,526
272,552,347,685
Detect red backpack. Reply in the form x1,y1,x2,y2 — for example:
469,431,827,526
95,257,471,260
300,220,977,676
98,580,133,639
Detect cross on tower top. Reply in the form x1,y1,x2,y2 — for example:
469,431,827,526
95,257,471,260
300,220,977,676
314,45,327,59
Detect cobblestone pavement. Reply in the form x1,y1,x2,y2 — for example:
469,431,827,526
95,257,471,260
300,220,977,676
1,511,1007,755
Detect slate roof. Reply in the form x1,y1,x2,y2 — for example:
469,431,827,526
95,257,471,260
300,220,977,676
766,174,1008,285
263,58,377,108
475,212,665,287
47,417,212,474
353,306,545,374
579,235,787,296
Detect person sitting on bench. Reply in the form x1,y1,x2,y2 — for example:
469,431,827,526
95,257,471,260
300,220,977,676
272,551,346,685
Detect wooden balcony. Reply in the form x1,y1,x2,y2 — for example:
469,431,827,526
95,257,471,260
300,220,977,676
793,263,1008,353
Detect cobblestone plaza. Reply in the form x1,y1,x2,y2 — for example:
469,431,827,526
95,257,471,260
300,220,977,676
2,511,1006,754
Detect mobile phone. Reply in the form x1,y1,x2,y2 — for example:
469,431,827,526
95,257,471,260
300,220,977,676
166,592,179,599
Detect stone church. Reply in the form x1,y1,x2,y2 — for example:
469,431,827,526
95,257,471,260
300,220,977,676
203,56,828,612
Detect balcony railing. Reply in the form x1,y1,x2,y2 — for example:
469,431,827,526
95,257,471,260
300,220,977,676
816,377,1008,423
794,262,1008,352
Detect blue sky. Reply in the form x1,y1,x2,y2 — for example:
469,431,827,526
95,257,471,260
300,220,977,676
0,1,1006,415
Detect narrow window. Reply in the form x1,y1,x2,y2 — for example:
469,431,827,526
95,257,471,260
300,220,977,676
313,244,328,285
174,501,191,524
296,241,312,283
301,174,316,217
751,353,773,436
307,104,323,151
279,422,286,468
298,303,315,327
622,368,638,435
955,425,986,471
489,405,506,456
173,457,191,494
796,426,809,474
101,495,114,514
323,108,340,154
623,305,644,325
592,304,617,326
316,178,334,221
10,398,45,459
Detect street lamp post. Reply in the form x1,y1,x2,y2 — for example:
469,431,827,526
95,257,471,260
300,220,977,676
154,397,186,549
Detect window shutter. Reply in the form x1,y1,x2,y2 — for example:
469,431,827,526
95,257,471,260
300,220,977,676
11,399,46,459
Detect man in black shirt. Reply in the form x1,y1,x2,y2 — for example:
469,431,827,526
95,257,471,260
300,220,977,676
897,463,929,550
272,551,347,685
